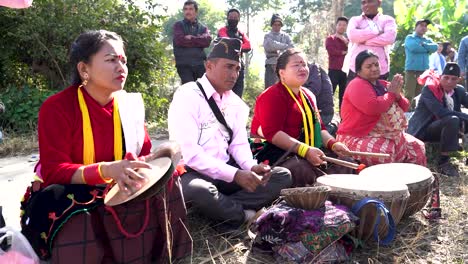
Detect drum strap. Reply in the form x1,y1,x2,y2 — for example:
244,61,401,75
351,198,396,246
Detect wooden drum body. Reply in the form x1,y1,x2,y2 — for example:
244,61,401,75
359,163,434,218
316,174,409,242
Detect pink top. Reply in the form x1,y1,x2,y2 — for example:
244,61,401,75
168,75,257,182
0,0,32,8
347,13,397,75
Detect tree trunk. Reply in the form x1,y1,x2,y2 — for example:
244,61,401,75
330,0,345,34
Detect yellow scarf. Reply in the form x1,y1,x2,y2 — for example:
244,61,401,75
77,86,123,165
283,83,315,146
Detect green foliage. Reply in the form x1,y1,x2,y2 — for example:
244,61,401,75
344,0,395,17
390,0,468,75
243,63,264,109
162,0,225,44
226,0,270,18
0,85,54,133
0,0,176,132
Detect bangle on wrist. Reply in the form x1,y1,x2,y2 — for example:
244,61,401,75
297,143,309,158
327,138,337,150
98,163,112,183
83,163,112,185
331,142,339,152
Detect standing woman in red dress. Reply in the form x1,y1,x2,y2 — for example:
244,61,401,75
251,48,353,187
20,30,192,263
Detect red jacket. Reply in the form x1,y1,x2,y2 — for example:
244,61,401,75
337,77,409,137
251,82,326,142
37,86,152,186
217,26,251,52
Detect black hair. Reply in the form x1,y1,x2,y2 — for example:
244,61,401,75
336,16,348,24
275,48,304,79
442,42,452,56
183,0,198,12
355,50,379,72
69,30,124,86
227,8,240,17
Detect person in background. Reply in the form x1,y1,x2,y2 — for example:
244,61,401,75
442,42,458,61
217,8,251,98
429,43,446,74
458,35,468,89
303,62,337,135
346,0,397,83
446,48,458,63
325,16,349,109
408,63,465,177
404,19,438,103
336,50,426,166
263,14,294,88
172,0,212,84
169,38,292,231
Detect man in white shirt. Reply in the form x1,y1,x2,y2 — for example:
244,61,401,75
168,38,292,230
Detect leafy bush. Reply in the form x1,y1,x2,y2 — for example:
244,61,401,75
0,0,177,132
0,85,54,133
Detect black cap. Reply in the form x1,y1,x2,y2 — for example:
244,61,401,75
227,8,240,16
415,19,431,27
271,14,283,26
442,62,461,77
207,37,242,62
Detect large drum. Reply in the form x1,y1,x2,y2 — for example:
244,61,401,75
316,174,409,242
359,163,434,218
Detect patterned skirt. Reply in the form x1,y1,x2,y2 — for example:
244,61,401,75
20,178,192,263
337,103,426,166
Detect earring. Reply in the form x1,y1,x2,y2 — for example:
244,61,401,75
78,77,88,89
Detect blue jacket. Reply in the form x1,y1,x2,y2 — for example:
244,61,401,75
407,84,468,139
458,35,468,73
404,33,438,71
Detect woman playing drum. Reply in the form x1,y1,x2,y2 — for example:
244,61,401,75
251,48,352,187
20,30,191,263
336,50,427,166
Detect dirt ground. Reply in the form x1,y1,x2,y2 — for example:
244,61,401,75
181,161,468,264
1,140,467,263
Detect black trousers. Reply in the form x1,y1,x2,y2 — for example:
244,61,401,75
176,64,206,84
232,65,245,98
328,69,347,110
423,115,466,152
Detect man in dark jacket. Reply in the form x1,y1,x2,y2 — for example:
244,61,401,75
408,62,466,176
303,62,337,135
172,0,212,84
217,8,251,98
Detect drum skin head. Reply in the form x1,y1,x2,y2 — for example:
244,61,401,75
104,157,173,206
359,163,433,185
316,174,409,199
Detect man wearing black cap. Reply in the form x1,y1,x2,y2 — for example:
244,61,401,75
217,8,251,98
408,63,466,176
263,14,293,88
404,19,438,104
168,37,292,231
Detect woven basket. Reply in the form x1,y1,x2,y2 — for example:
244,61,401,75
280,186,331,210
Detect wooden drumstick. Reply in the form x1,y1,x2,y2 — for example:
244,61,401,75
348,150,390,158
320,156,360,169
